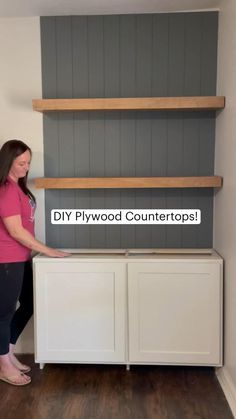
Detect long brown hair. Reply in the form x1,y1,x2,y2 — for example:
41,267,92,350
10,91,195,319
0,139,35,202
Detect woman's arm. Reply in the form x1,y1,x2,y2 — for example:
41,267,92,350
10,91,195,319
2,215,69,257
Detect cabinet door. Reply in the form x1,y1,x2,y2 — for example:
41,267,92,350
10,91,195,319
33,262,126,363
128,262,222,365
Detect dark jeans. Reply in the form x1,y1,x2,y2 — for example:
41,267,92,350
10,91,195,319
0,261,33,355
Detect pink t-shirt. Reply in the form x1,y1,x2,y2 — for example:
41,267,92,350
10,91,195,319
0,177,35,262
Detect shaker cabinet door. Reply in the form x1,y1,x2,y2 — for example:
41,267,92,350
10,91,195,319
128,262,222,365
34,262,126,363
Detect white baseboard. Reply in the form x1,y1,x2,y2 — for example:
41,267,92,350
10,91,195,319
216,367,236,418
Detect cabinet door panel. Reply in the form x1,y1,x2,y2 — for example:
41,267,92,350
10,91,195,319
34,262,126,363
128,262,222,365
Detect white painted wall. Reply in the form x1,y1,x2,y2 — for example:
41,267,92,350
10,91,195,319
0,17,43,352
215,0,236,415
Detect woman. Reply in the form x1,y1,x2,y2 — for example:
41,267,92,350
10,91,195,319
0,139,69,386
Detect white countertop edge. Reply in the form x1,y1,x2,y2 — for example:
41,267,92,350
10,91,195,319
33,248,223,262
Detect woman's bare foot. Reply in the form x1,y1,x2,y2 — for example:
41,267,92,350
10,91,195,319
0,354,31,385
9,353,31,373
9,344,31,372
0,371,31,386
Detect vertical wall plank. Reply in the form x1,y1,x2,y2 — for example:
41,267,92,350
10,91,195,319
103,16,121,247
88,16,104,98
104,112,121,247
135,112,152,245
55,17,73,98
87,16,106,247
90,110,106,247
45,191,60,247
184,13,202,96
151,111,167,246
183,13,204,248
120,15,136,97
43,115,60,246
197,190,213,247
72,16,90,246
104,16,120,98
182,189,198,248
72,16,89,98
166,114,183,247
135,15,153,246
152,14,169,97
201,12,218,95
55,17,75,246
151,15,169,246
182,115,199,247
199,113,215,175
136,15,153,97
41,17,57,99
168,13,185,96
120,15,136,247
166,13,185,246
120,114,136,247
58,114,76,247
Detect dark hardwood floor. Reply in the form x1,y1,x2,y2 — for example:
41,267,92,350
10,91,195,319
0,355,233,419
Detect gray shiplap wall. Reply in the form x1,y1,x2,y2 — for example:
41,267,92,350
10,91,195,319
40,12,218,248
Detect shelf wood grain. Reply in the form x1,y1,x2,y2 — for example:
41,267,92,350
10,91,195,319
34,176,223,189
32,96,225,112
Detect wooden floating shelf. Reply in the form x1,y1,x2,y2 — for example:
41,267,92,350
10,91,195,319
32,96,225,112
34,176,223,189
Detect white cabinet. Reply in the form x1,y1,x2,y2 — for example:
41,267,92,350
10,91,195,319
128,261,223,365
33,261,126,364
33,250,223,367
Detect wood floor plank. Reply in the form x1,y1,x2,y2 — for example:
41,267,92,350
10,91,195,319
0,355,233,419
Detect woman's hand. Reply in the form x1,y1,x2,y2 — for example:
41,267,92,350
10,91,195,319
45,248,71,258
2,215,71,258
